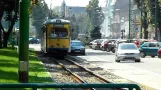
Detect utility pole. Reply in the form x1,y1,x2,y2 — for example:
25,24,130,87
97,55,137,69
129,0,131,39
155,0,159,41
18,0,29,83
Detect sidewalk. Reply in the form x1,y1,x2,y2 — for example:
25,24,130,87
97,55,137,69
97,63,161,90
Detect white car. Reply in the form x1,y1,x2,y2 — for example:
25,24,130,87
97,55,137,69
115,43,141,62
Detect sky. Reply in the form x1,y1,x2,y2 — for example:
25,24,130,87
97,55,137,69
45,0,106,8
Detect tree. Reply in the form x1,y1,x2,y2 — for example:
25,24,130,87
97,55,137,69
71,14,78,39
134,0,161,40
86,0,105,29
0,0,19,47
31,0,49,38
134,0,150,39
0,1,5,48
76,14,89,34
90,26,101,40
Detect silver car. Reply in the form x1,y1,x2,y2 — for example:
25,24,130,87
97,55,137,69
115,43,141,62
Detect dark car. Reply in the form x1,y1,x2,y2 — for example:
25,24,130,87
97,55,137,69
70,40,85,55
29,38,39,44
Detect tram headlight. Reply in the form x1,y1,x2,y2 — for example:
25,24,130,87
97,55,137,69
51,45,54,48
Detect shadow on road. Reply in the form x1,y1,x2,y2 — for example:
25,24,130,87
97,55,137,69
86,52,114,56
116,61,144,63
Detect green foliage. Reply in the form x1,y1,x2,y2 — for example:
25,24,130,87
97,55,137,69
51,7,60,17
67,14,79,39
31,0,49,38
0,48,52,84
90,26,101,40
86,0,105,28
76,14,90,34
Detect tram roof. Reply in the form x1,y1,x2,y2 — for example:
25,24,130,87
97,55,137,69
43,19,70,24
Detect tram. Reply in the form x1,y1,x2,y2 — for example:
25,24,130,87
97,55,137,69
41,19,71,56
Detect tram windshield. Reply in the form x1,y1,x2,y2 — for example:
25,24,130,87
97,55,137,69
50,28,68,38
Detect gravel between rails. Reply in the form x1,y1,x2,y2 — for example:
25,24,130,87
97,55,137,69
38,56,77,83
56,59,115,90
38,56,115,90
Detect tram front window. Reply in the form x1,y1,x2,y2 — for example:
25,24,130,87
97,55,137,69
50,28,68,38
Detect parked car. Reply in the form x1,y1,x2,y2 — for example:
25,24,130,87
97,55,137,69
106,39,117,53
115,43,141,62
89,39,99,49
157,42,161,58
139,42,160,58
70,40,85,55
135,39,157,48
99,39,109,50
29,38,39,44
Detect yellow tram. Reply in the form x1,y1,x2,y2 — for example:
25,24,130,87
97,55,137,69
41,19,71,56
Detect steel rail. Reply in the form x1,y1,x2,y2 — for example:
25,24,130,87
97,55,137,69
51,57,95,90
65,57,124,90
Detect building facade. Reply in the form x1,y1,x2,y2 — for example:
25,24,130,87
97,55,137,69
101,0,116,38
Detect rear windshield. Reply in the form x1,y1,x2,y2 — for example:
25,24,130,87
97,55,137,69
71,42,83,46
119,44,137,50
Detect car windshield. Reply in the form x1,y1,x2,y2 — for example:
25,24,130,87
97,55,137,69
71,42,83,46
119,44,137,50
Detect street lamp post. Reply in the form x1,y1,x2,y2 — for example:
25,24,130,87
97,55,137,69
129,0,131,39
18,0,29,83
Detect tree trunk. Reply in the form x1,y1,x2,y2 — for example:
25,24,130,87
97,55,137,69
143,13,148,39
3,20,16,47
0,30,2,48
3,32,9,48
0,12,3,48
158,21,161,42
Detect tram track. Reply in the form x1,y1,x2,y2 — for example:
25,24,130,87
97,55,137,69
51,57,124,90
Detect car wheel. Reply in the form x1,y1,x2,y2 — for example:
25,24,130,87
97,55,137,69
140,52,146,58
106,48,110,52
151,56,155,58
115,59,120,62
111,48,115,53
135,59,141,62
102,47,105,51
82,52,85,55
158,55,161,58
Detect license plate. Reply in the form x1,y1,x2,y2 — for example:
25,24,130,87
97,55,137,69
75,51,80,52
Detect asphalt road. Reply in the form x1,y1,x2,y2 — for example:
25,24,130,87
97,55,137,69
79,49,161,75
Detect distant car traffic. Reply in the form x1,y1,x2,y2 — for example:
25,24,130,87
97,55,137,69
115,43,141,62
70,40,85,55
